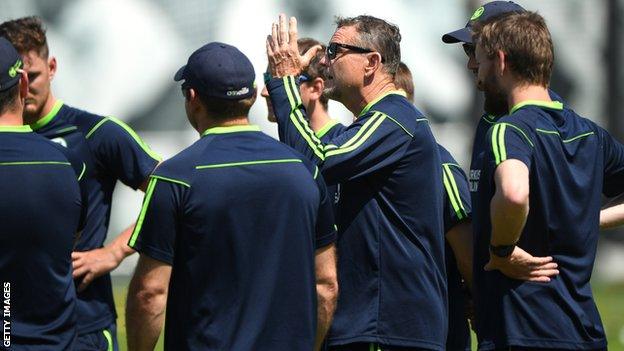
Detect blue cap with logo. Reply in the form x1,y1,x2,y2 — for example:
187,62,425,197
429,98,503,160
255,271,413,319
442,1,526,44
0,37,23,91
174,42,255,100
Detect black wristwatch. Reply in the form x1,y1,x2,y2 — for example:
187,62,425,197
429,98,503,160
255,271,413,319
489,243,516,258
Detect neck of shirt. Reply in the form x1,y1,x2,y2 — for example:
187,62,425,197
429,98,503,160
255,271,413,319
31,100,64,130
202,124,261,136
509,100,563,115
358,90,407,117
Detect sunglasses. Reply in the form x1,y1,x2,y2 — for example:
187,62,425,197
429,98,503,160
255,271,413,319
326,42,379,61
462,44,475,57
263,72,311,85
181,86,190,99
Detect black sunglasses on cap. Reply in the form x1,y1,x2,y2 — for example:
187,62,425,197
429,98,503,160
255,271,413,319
326,42,382,62
462,44,475,57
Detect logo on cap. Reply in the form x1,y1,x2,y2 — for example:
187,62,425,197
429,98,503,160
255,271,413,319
226,87,250,97
470,6,485,21
8,59,22,78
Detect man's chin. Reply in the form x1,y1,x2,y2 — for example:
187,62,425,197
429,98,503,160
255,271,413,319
23,106,42,123
323,85,341,102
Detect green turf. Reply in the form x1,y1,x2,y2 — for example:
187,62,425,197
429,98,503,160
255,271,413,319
112,276,624,351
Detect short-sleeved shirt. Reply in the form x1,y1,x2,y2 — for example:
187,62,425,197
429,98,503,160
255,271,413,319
469,90,564,200
128,125,336,350
473,100,624,350
316,119,346,216
30,100,160,334
0,125,84,350
269,76,447,349
438,145,472,351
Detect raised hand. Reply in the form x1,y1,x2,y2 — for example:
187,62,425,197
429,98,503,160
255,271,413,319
266,14,322,78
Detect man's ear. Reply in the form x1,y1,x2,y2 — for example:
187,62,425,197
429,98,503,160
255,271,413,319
18,70,29,99
364,52,383,77
309,77,325,101
48,56,57,80
495,49,506,77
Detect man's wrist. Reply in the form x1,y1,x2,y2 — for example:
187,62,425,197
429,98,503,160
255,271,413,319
489,243,516,258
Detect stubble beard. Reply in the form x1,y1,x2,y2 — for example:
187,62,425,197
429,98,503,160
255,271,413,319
483,73,509,117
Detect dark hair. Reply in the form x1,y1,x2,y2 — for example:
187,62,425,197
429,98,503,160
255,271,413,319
394,62,414,102
0,84,20,115
298,38,328,109
197,93,257,121
335,15,401,75
0,16,49,57
473,11,553,87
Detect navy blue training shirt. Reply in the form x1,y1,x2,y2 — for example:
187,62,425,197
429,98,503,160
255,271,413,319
0,125,84,350
438,145,472,351
269,76,447,349
473,100,624,350
316,119,346,216
128,125,337,350
30,100,160,334
470,90,564,202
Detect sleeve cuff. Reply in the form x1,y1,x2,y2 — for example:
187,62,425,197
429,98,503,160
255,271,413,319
316,229,337,249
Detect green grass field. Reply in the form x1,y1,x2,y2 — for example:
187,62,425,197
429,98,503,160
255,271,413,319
112,276,624,351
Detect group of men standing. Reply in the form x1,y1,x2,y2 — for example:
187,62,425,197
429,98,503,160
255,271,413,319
1,1,623,350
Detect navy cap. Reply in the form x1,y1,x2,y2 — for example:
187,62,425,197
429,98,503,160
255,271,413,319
0,37,23,91
174,42,255,100
442,1,526,44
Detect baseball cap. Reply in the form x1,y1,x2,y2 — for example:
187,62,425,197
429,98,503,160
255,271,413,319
0,37,23,91
174,42,255,100
442,1,526,44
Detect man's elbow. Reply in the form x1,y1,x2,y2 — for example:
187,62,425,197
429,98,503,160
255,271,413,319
500,183,529,209
317,278,339,307
129,279,168,313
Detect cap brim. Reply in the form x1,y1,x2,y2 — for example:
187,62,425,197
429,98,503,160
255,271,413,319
173,65,186,82
442,27,473,44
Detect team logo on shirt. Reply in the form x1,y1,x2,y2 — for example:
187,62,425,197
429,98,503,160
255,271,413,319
51,137,68,148
469,169,480,192
334,184,341,204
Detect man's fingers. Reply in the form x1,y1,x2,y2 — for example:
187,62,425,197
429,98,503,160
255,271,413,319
530,268,559,277
533,262,558,270
528,256,554,266
302,44,323,65
71,252,83,261
271,23,279,49
73,265,87,279
266,36,275,57
278,14,288,46
527,275,551,283
78,273,93,292
288,16,298,47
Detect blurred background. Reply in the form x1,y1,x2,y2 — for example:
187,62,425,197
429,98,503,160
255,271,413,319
2,0,623,349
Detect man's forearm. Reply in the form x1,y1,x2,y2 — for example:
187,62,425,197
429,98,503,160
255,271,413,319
110,223,136,260
126,278,166,350
600,204,624,229
600,193,624,229
490,190,528,245
315,282,338,351
491,161,530,246
445,220,473,288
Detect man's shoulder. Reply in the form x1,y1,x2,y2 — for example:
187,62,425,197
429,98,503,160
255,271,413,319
437,144,459,165
58,103,107,133
367,95,431,138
